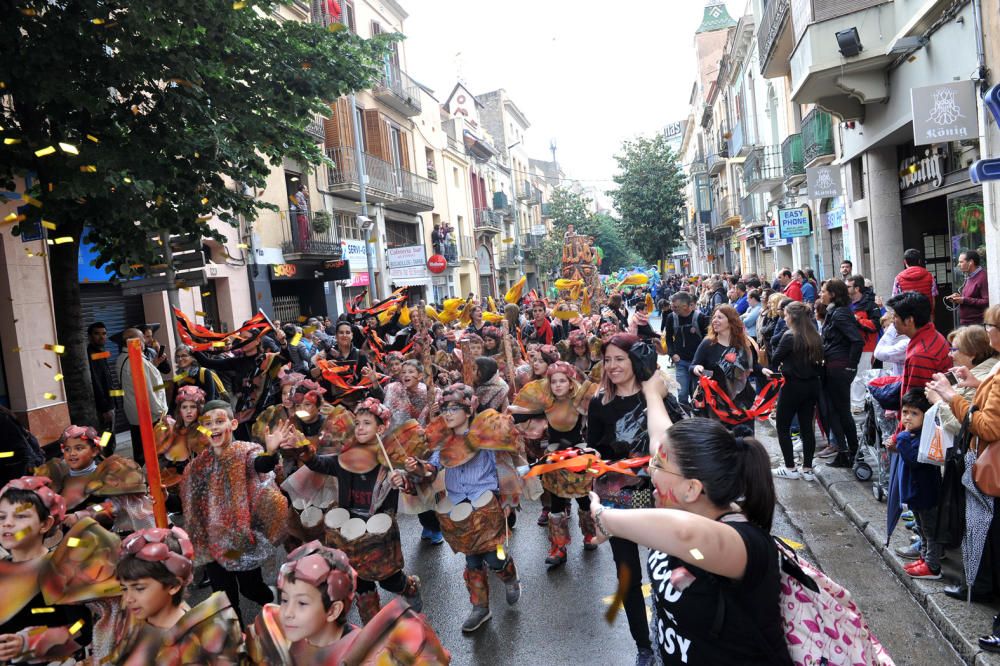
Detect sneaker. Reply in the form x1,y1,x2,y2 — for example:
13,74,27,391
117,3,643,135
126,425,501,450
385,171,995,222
901,510,914,521
772,466,800,480
461,605,492,633
895,542,922,560
827,453,853,468
816,445,839,459
906,561,942,580
537,509,549,527
504,577,521,605
421,529,444,545
800,468,816,482
544,547,567,567
903,558,927,572
635,647,654,666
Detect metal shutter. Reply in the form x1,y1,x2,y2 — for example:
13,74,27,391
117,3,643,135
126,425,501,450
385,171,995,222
79,284,146,432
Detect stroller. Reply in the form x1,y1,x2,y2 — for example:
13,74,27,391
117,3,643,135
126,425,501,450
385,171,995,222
854,381,896,502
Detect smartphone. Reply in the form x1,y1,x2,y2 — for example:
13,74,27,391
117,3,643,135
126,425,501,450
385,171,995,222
701,369,714,379
946,371,959,386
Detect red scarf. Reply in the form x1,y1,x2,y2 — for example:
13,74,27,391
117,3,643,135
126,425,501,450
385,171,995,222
533,317,554,345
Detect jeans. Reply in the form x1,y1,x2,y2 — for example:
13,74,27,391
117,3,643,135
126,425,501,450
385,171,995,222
776,377,819,469
356,569,407,594
205,562,273,627
675,359,693,405
914,506,944,573
465,550,505,571
825,366,859,456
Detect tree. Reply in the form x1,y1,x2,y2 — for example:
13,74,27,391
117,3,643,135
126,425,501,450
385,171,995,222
538,187,640,276
590,213,642,273
0,0,390,425
608,132,687,264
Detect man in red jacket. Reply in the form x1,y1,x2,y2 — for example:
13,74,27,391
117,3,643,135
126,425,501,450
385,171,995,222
892,249,937,316
778,269,802,301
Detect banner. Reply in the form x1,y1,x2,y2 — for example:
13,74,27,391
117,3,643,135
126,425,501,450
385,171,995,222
778,206,812,239
806,165,843,199
911,80,979,147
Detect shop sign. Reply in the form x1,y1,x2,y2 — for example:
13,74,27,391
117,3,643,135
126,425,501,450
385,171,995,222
911,80,979,147
386,245,425,269
763,225,791,248
349,272,370,287
530,224,547,236
778,206,811,239
427,254,448,274
696,222,708,256
272,264,298,279
824,207,846,230
342,239,373,272
899,149,945,190
389,265,430,282
806,165,843,199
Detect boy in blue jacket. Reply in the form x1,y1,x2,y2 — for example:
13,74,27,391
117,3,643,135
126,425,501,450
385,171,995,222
891,389,943,580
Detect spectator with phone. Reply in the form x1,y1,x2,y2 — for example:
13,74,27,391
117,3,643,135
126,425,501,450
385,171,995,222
691,305,762,434
949,250,989,325
764,302,824,481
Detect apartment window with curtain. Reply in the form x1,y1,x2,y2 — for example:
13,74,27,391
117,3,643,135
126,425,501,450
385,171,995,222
337,212,362,240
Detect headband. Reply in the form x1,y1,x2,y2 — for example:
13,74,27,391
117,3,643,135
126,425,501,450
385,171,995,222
546,361,579,381
174,385,206,406
440,383,477,411
279,371,306,388
354,397,392,424
121,527,196,586
0,476,66,524
279,541,356,612
60,425,100,448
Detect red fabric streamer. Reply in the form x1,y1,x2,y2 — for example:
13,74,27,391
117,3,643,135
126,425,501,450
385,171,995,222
697,376,785,425
173,307,271,352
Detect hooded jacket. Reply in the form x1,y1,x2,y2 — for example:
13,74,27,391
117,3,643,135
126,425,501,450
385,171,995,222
893,266,936,314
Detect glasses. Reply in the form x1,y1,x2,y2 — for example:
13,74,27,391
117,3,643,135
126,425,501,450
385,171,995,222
648,458,685,479
985,324,997,332
440,405,465,414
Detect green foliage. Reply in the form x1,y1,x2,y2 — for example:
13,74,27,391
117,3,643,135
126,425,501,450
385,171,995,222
607,132,687,264
590,213,641,272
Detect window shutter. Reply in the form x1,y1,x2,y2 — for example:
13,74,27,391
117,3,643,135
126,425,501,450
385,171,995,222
363,109,389,160
399,129,412,171
323,98,354,149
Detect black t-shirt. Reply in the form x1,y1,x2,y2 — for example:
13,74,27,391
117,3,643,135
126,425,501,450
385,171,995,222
586,392,650,460
647,519,791,665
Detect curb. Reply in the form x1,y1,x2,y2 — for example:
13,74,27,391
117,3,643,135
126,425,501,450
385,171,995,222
814,465,999,665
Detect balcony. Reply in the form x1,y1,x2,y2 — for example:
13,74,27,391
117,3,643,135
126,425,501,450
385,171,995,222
802,109,836,167
690,160,708,177
475,208,502,235
728,122,752,159
373,65,422,117
394,169,434,213
781,133,806,185
305,117,325,143
743,145,784,194
277,210,343,262
740,195,761,227
718,195,739,227
517,181,539,203
707,149,728,175
441,240,460,266
500,245,522,268
326,146,396,204
789,0,896,120
758,0,793,79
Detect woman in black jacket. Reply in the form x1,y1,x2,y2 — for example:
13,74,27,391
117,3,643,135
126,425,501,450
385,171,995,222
764,302,824,480
817,279,864,468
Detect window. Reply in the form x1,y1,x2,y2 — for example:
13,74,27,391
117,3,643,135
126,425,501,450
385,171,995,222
425,148,437,181
453,167,460,187
343,0,355,33
337,212,363,240
354,105,366,152
370,20,382,38
385,220,418,248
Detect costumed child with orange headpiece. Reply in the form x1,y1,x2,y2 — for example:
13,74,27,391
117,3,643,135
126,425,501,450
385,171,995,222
395,384,540,634
154,385,210,497
0,476,122,664
248,542,450,665
35,425,155,534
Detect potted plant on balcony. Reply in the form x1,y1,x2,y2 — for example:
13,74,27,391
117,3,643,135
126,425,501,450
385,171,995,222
312,210,332,235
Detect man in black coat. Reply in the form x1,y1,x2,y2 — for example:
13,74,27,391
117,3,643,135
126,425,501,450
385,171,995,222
87,322,116,447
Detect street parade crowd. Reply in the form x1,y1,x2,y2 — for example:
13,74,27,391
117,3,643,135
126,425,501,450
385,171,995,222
2,237,997,665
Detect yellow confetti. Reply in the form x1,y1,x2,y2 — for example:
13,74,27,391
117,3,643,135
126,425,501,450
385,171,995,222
86,134,99,143
91,18,105,24
54,236,73,244
237,243,249,249
0,451,13,458
194,311,207,317
297,316,308,323
58,142,78,155
34,146,56,157
92,504,103,512
41,220,56,230
297,439,311,448
109,389,124,397
31,607,55,614
290,333,302,347
232,1,246,8
197,425,212,437
99,432,112,448
54,373,64,381
23,195,42,208
201,291,212,297
44,344,66,354
123,177,132,184
66,537,81,548
3,138,21,145
689,548,705,561
201,197,209,205
80,165,97,172
68,619,85,635
779,537,805,551
211,341,226,348
496,544,506,560
3,212,19,222
43,392,57,400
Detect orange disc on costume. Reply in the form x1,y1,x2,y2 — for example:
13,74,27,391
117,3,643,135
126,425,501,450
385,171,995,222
338,442,379,474
438,435,477,468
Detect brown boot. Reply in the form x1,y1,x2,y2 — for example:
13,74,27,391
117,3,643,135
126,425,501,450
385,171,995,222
462,566,491,633
494,557,521,605
400,574,422,613
545,512,570,566
579,508,598,551
356,589,381,625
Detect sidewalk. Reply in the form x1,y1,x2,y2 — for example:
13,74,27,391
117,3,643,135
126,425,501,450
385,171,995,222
814,461,1000,665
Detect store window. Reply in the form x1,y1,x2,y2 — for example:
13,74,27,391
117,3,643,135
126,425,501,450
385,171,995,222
949,191,986,276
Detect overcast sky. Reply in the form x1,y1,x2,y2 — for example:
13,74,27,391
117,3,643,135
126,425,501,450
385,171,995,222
404,0,747,205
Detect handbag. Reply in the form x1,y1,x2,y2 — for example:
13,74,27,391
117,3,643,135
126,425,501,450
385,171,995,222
967,405,1000,497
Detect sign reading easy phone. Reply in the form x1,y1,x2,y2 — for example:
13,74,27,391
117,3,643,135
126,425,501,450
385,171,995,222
778,206,812,239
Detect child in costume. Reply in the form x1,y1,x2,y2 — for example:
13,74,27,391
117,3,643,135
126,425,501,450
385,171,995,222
0,476,122,665
248,541,450,665
180,399,291,626
35,425,155,534
286,398,422,624
109,526,244,665
154,385,209,496
400,384,538,633
251,370,305,444
511,360,599,566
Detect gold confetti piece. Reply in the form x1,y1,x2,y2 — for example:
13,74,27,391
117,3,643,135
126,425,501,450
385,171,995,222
43,392,57,400
233,0,246,8
605,565,632,624
297,316,308,323
109,389,124,397
54,373,64,381
290,333,302,347
31,607,55,614
46,239,54,246
44,344,66,354
13,527,29,541
123,177,132,184
80,165,97,172
41,220,56,230
689,548,704,561
3,212,18,222
780,538,805,551
195,311,207,317
54,236,73,244
34,146,56,157
201,197,209,205
91,18,105,24
92,504,103,512
197,426,212,437
296,439,311,448
496,544,506,560
0,451,13,458
23,195,42,208
201,291,212,297
3,138,21,145
86,134,99,143
212,341,226,348
66,537,81,548
58,142,78,155
237,243,249,249
69,619,85,635
99,432,112,448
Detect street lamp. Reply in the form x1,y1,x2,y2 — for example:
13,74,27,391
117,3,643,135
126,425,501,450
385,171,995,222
358,214,377,301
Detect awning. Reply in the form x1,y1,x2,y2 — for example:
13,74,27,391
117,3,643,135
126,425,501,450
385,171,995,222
390,276,433,288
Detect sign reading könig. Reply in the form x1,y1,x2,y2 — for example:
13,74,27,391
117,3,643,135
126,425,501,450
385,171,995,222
911,80,979,147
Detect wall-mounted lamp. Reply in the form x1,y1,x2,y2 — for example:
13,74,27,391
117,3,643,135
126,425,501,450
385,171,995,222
836,27,863,57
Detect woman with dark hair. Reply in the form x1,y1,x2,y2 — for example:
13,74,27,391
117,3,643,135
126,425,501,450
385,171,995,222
606,293,629,330
816,279,864,467
764,302,824,480
473,356,510,413
318,321,374,406
586,332,667,666
588,410,791,665
690,305,761,432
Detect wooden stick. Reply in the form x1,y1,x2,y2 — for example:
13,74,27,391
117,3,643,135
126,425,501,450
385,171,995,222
374,432,396,473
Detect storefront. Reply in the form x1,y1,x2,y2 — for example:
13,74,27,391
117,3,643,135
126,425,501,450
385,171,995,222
268,260,349,323
387,245,432,304
339,239,376,309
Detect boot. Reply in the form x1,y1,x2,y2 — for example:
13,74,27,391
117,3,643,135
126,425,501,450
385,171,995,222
579,508,598,551
545,512,570,566
461,566,491,633
536,508,549,526
494,557,521,605
356,589,381,625
400,574,422,613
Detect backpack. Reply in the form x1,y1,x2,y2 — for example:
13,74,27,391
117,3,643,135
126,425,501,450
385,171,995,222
714,516,895,665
